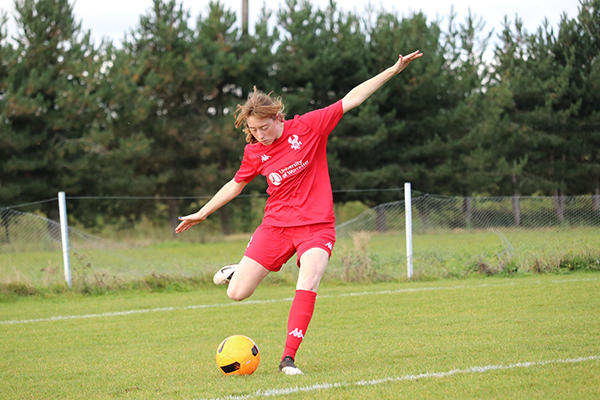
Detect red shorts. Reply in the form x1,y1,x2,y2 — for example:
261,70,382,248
244,222,336,272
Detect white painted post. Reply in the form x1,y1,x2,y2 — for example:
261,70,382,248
58,192,72,288
404,182,414,279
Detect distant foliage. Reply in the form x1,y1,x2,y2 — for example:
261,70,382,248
1,0,599,232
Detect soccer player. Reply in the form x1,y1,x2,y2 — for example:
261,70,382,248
175,50,423,375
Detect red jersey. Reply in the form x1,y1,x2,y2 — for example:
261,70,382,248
234,100,344,227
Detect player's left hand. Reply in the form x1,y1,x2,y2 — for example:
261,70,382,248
174,212,205,234
392,50,423,75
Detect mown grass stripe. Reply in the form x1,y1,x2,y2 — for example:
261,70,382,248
1,276,598,325
199,355,600,400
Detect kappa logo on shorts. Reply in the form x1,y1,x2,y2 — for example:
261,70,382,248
288,134,302,150
325,242,333,250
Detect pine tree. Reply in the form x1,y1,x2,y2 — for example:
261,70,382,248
491,14,582,201
0,11,14,205
488,17,531,199
275,0,368,113
566,0,600,199
235,5,280,94
441,11,500,196
72,42,155,227
333,9,476,200
0,0,103,222
195,3,281,233
0,10,9,97
117,0,207,228
192,1,245,234
275,0,371,199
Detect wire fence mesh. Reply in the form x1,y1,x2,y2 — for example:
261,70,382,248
2,193,600,288
336,194,600,279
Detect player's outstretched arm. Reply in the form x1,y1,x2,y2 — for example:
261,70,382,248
341,50,423,114
175,178,247,234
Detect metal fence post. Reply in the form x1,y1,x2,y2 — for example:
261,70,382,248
58,192,72,288
404,182,413,279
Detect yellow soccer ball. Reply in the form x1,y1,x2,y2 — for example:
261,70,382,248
216,335,260,376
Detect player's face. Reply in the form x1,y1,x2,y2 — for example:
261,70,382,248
247,115,282,146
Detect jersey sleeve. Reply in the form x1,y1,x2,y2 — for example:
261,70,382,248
234,145,259,183
296,99,343,137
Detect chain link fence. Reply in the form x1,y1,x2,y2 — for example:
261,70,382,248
2,193,600,289
337,194,600,234
335,194,600,279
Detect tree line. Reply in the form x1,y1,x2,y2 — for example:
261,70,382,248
0,0,598,229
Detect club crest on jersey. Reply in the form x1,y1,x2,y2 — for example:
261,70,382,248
268,172,283,186
288,134,302,150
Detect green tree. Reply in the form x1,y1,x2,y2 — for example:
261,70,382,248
488,17,531,198
275,0,368,112
491,15,580,201
192,2,249,234
331,9,486,201
275,0,371,199
200,3,283,233
0,10,14,202
564,0,600,199
235,5,280,93
440,11,501,196
117,0,208,228
0,10,9,98
0,0,103,222
71,42,155,227
0,10,14,239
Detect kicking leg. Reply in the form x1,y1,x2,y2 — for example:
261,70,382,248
226,256,270,302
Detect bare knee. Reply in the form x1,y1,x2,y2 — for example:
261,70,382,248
297,248,329,292
224,256,270,301
227,285,251,302
297,271,321,292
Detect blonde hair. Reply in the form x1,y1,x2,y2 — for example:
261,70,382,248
234,86,285,144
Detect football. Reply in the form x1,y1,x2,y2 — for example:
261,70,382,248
216,335,261,375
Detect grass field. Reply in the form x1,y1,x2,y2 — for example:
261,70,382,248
1,272,599,399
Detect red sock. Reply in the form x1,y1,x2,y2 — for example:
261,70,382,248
282,289,317,361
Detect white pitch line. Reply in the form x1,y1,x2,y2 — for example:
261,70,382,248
1,276,598,326
197,355,600,400
0,298,292,325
